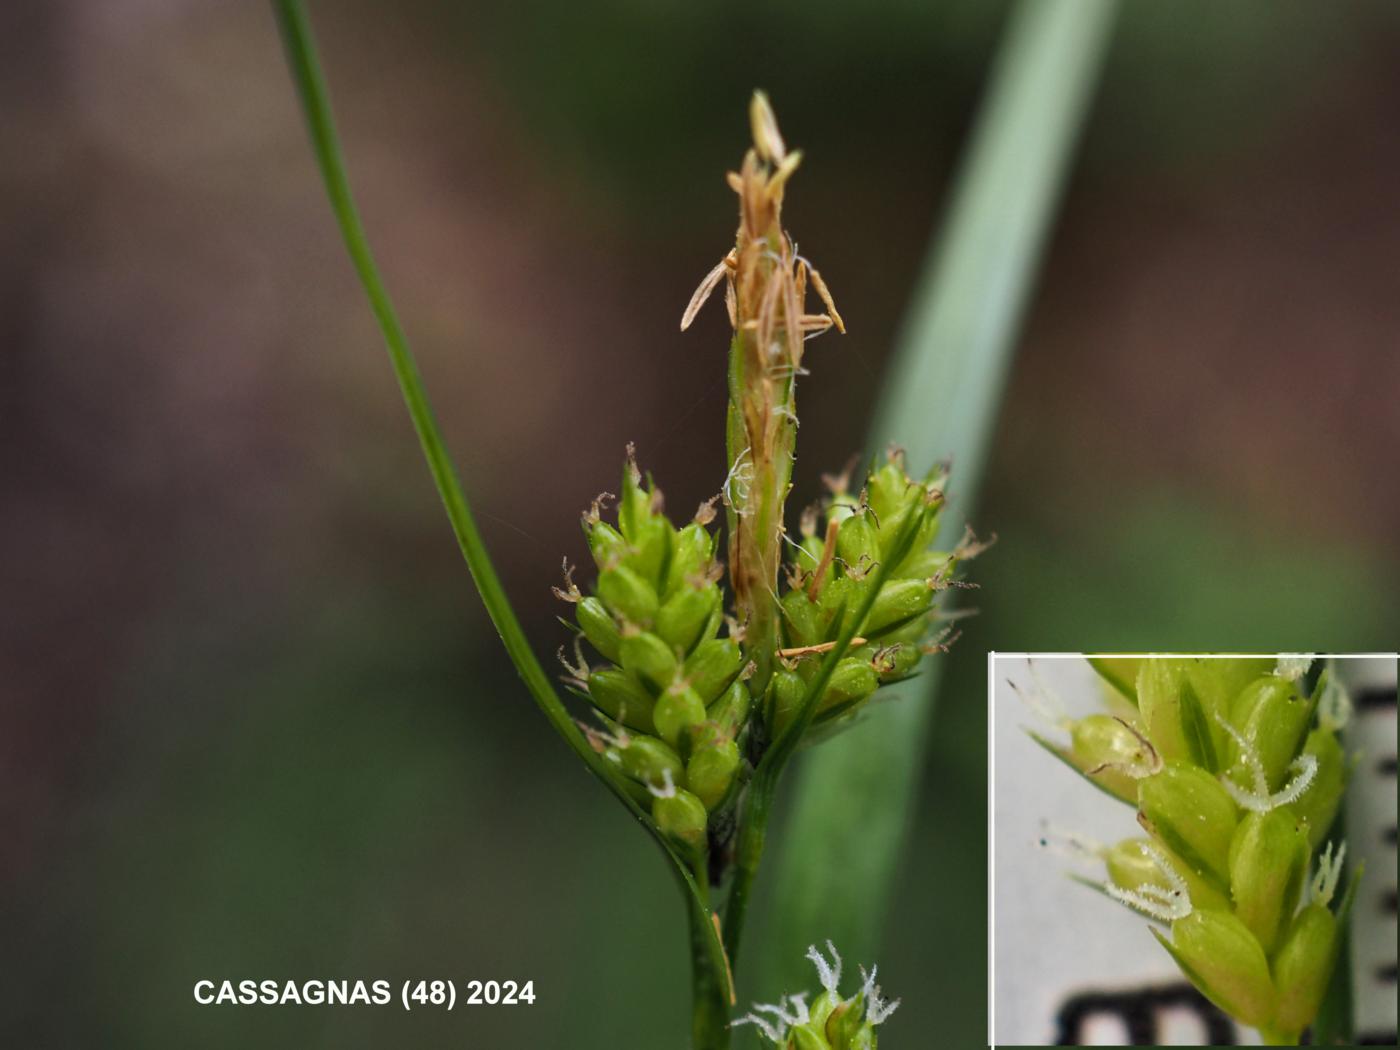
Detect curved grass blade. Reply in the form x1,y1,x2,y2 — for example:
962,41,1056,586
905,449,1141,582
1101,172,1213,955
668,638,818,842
758,0,1120,991
270,0,733,1027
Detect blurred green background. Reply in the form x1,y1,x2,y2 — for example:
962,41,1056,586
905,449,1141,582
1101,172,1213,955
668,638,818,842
3,0,1398,1045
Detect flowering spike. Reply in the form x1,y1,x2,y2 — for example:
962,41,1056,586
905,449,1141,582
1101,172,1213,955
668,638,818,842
1033,654,1356,1043
806,940,842,996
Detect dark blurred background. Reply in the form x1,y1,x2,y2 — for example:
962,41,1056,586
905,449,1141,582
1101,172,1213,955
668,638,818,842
3,1,1398,1046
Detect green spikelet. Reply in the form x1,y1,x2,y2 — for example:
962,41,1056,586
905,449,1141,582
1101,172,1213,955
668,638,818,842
1023,655,1357,1044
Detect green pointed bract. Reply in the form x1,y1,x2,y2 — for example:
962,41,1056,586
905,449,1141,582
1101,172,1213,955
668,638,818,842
1226,809,1309,955
652,788,708,850
1270,903,1338,1040
687,738,741,810
1159,908,1275,1027
1137,761,1238,889
575,596,622,663
587,667,656,734
1291,727,1347,848
597,565,659,628
617,461,651,543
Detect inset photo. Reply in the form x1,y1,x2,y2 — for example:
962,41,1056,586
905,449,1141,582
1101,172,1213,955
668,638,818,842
991,654,1398,1047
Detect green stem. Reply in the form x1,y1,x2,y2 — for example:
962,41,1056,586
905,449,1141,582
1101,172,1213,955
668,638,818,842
688,892,731,1050
758,0,1118,993
271,3,733,1040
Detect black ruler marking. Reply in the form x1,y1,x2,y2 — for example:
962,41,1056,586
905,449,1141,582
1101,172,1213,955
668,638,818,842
1055,983,1235,1046
1356,685,1398,712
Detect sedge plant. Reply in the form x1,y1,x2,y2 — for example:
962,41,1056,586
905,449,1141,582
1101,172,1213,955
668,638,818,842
274,4,984,1046
1022,655,1361,1045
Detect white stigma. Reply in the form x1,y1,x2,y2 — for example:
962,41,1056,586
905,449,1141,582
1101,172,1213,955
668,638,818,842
1214,712,1317,813
733,991,810,1043
1311,841,1347,906
1103,844,1193,922
806,940,842,997
1276,655,1315,681
858,964,900,1026
730,1012,785,1042
647,768,678,799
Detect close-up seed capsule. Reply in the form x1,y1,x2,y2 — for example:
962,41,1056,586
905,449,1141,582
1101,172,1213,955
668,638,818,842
655,584,720,653
1067,713,1157,799
1290,726,1347,848
769,669,807,736
575,595,622,663
596,565,659,628
1137,761,1239,887
818,658,879,716
1269,903,1339,1040
665,521,714,593
618,734,685,792
651,787,708,851
863,578,934,638
587,667,656,734
686,738,741,810
1226,808,1309,954
584,517,628,570
1103,837,1230,911
1158,907,1275,1027
619,630,680,691
653,683,708,750
707,680,751,735
1224,675,1315,791
835,513,880,572
683,637,743,704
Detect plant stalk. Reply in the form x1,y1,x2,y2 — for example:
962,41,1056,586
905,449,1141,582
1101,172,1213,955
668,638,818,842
272,4,734,1041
